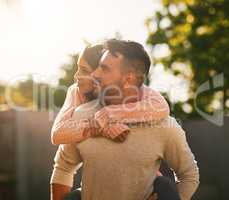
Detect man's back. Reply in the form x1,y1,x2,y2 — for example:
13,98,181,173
51,115,199,200
78,123,166,200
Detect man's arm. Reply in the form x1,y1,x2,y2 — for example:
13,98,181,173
163,118,199,200
50,101,100,200
50,144,82,200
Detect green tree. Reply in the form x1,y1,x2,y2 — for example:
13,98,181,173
7,76,53,110
146,0,229,119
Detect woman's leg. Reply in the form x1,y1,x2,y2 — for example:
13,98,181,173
153,176,181,200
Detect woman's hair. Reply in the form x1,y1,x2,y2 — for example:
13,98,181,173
82,44,104,69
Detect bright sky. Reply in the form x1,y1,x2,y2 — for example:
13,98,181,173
0,0,161,83
0,0,189,102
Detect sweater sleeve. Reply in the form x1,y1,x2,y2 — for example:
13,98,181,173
95,85,170,127
163,119,200,200
51,84,91,145
50,144,82,187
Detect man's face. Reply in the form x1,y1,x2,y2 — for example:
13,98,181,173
91,50,125,104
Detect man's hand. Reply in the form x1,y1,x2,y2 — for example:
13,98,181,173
51,183,71,200
147,193,158,200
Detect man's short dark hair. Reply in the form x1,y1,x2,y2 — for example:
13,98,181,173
104,39,151,75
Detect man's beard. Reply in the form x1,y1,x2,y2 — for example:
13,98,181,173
84,91,97,101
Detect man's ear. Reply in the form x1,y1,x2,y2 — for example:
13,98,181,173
136,74,144,87
122,72,137,88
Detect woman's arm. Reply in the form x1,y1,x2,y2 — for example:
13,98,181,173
51,84,93,145
52,84,169,144
95,85,170,129
51,84,128,145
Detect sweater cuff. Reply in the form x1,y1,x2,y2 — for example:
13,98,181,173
50,168,74,187
94,109,110,129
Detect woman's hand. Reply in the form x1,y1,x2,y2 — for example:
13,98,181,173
89,117,130,142
102,123,130,142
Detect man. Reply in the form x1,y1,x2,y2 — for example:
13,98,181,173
50,39,199,200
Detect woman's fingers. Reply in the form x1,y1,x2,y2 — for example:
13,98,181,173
114,131,129,142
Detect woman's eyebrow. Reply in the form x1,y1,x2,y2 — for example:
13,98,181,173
79,65,91,70
79,65,88,68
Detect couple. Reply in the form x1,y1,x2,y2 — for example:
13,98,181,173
50,39,199,200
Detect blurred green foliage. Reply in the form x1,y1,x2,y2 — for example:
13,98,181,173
146,0,229,119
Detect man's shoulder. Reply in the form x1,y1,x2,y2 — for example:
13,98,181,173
129,116,181,130
139,116,185,143
157,116,182,129
128,116,185,139
156,116,185,138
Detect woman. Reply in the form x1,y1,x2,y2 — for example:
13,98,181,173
51,44,180,200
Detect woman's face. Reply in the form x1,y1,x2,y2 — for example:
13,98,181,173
74,54,95,94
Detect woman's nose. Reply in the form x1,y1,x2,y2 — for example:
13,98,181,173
91,67,101,80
